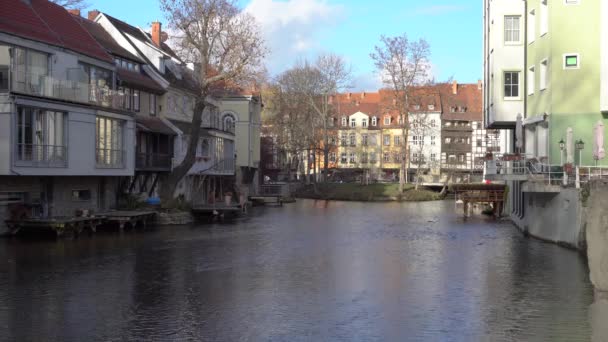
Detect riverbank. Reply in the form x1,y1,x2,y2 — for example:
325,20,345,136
296,183,442,202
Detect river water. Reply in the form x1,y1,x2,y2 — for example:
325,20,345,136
0,200,599,341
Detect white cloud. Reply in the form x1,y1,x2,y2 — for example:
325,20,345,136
245,0,345,74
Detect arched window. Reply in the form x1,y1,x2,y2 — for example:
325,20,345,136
341,116,347,126
221,112,236,133
371,116,377,126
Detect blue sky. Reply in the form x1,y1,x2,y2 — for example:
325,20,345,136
85,0,482,90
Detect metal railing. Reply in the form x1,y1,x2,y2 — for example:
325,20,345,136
11,70,127,110
96,148,124,168
136,153,172,170
15,144,67,167
260,184,283,196
210,158,235,174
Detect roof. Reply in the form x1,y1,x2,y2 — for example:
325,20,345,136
335,102,380,117
136,115,177,135
0,0,113,63
439,83,482,121
117,68,165,94
104,13,150,44
73,15,143,63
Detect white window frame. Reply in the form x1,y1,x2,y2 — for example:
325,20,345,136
528,66,535,96
503,71,521,100
341,117,347,126
350,118,356,127
504,15,521,44
540,0,548,36
362,118,368,127
540,59,548,90
528,9,536,44
563,53,580,70
384,116,391,125
371,117,377,126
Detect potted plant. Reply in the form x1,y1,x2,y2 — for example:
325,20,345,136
224,191,233,205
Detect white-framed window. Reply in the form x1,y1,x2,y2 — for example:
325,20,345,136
540,59,548,90
428,104,435,110
362,134,368,146
349,152,356,163
528,66,535,95
412,136,418,145
504,71,520,98
362,118,368,127
341,117,347,126
329,152,336,162
394,136,401,146
504,15,521,43
430,153,436,162
350,118,356,127
340,153,347,164
340,134,347,146
563,53,580,69
528,9,536,43
371,116,377,126
96,116,125,168
349,133,356,146
431,136,436,145
383,152,390,162
430,119,436,127
540,0,548,36
383,135,391,146
384,116,391,125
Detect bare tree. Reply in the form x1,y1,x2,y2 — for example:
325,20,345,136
371,34,430,193
50,0,88,9
158,0,267,201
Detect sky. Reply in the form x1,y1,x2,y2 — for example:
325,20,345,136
84,0,482,91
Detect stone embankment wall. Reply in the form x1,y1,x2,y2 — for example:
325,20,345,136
585,180,608,293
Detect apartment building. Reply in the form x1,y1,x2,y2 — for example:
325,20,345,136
0,0,136,232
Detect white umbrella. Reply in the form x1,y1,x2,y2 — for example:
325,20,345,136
594,120,605,162
566,127,574,164
515,113,523,151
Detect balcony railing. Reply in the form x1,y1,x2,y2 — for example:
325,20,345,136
11,70,127,110
210,158,235,174
15,144,67,167
96,148,125,168
136,153,172,170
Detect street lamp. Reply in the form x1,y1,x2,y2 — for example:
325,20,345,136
576,139,585,166
559,138,565,165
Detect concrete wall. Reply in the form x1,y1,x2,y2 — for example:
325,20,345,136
584,180,608,292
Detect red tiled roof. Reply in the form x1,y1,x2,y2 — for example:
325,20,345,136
73,15,143,63
438,83,482,121
0,0,113,63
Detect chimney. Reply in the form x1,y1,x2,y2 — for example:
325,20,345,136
88,10,100,21
452,80,458,95
152,22,162,47
477,79,482,90
68,9,81,16
361,92,366,99
347,93,352,100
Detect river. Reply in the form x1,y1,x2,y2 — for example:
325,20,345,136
0,200,599,341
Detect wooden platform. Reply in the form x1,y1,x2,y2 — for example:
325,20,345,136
452,183,507,217
96,211,157,230
249,196,284,207
5,216,106,237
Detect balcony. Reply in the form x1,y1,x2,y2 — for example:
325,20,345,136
96,148,125,169
136,153,172,171
15,144,67,167
210,158,235,175
442,143,472,152
11,70,127,110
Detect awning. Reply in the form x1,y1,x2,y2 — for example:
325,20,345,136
136,115,177,135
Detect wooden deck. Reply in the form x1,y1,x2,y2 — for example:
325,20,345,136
96,211,157,230
5,216,106,237
249,196,284,207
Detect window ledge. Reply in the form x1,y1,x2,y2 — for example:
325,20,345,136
503,97,522,102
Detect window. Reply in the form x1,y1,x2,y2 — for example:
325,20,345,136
350,118,356,127
540,0,548,36
133,90,140,112
223,114,236,133
12,47,49,96
370,134,377,146
370,152,377,163
477,139,483,147
504,16,521,43
564,54,580,69
79,63,112,103
384,116,391,125
413,105,420,110
528,9,536,43
430,153,436,162
412,136,418,145
371,117,377,126
341,117,347,126
383,153,390,162
329,152,336,162
16,106,66,166
96,116,125,168
340,153,347,164
430,119,436,127
393,153,401,163
431,136,436,145
412,153,419,163
72,190,91,201
199,138,210,157
504,71,520,98
362,118,368,127
341,134,347,146
540,59,548,90
458,154,465,163
528,66,535,95
383,135,391,146
349,152,356,163
361,153,368,164
362,134,368,146
398,116,403,125
349,133,356,146
445,137,452,144
394,136,401,146
428,104,435,110
150,95,157,115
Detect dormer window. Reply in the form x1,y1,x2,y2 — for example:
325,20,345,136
459,107,467,113
371,117,377,126
115,57,141,72
413,104,421,110
341,117,347,126
428,104,435,110
451,106,457,112
384,116,391,125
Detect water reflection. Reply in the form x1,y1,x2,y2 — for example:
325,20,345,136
0,200,595,341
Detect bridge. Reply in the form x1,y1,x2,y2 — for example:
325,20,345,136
452,183,507,217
